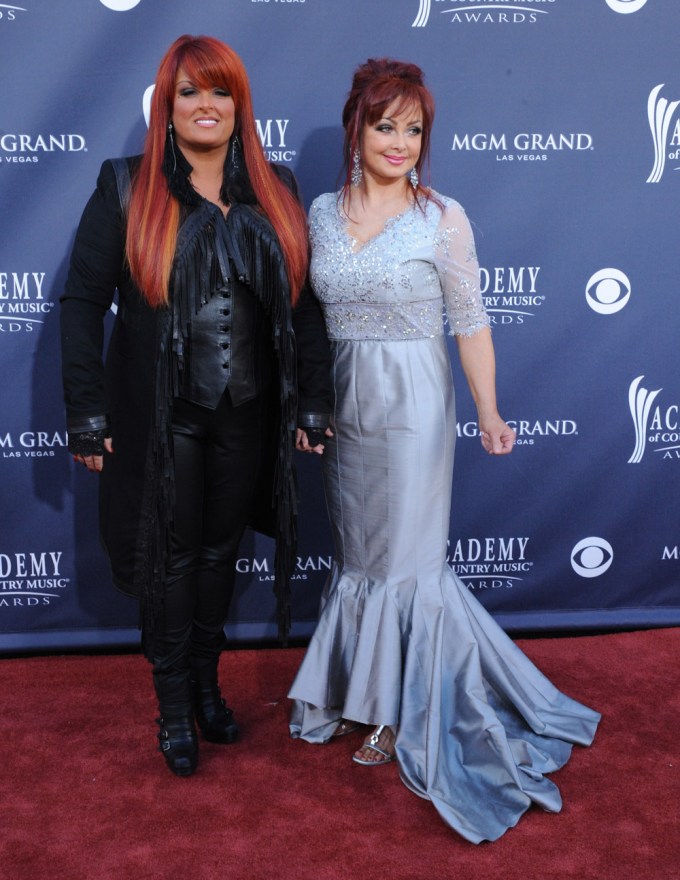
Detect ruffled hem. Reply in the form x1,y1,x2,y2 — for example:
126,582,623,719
289,564,600,843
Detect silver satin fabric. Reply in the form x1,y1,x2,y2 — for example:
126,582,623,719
289,193,600,844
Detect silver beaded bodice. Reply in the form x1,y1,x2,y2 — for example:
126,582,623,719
309,191,489,341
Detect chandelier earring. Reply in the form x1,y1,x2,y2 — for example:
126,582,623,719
409,165,419,190
351,149,363,187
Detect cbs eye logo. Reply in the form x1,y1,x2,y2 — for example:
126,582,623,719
571,537,613,578
585,269,631,315
99,0,142,10
604,0,648,13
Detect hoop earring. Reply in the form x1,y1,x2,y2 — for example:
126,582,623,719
409,166,419,190
351,149,362,187
167,121,177,175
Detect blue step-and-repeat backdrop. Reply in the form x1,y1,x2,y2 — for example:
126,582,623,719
1,0,678,652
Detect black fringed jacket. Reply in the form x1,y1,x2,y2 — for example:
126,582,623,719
60,156,333,651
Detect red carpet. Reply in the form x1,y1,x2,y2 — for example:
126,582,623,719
1,629,678,880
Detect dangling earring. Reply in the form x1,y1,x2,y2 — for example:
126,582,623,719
167,121,177,174
229,135,241,172
409,166,419,190
163,120,197,203
351,149,362,187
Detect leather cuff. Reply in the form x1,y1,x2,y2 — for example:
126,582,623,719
66,414,109,434
298,412,329,430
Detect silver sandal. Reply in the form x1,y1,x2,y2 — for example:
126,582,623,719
352,725,395,766
331,719,361,738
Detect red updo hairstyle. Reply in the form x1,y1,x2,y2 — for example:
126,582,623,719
341,58,435,204
126,34,308,307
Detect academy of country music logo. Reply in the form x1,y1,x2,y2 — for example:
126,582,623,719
0,272,53,334
585,269,631,315
412,0,556,28
0,429,67,459
0,134,87,164
142,86,298,163
457,416,577,447
451,130,593,164
479,265,544,325
570,537,613,578
0,3,26,21
256,119,297,163
646,84,680,184
0,550,70,609
628,376,680,463
448,536,533,590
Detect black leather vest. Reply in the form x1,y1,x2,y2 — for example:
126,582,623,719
179,276,273,409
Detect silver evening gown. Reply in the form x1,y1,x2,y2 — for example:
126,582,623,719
288,191,600,843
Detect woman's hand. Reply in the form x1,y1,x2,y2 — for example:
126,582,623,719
73,437,114,472
479,415,515,456
296,427,333,455
455,329,514,456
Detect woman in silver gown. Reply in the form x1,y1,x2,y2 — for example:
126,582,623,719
289,58,600,843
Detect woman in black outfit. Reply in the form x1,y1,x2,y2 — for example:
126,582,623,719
60,34,332,776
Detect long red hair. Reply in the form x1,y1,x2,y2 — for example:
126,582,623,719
341,58,436,205
126,35,308,307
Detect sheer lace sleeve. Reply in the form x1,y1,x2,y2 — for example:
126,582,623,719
433,200,490,337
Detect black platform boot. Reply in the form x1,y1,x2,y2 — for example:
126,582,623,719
156,714,198,776
153,670,199,776
191,661,239,744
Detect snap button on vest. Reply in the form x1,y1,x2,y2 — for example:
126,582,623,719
180,277,273,409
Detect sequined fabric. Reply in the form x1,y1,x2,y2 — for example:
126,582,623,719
308,191,489,341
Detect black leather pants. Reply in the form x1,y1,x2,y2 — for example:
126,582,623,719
152,390,268,715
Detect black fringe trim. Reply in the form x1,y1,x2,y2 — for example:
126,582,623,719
138,309,174,660
138,199,298,656
224,203,298,644
163,133,257,209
